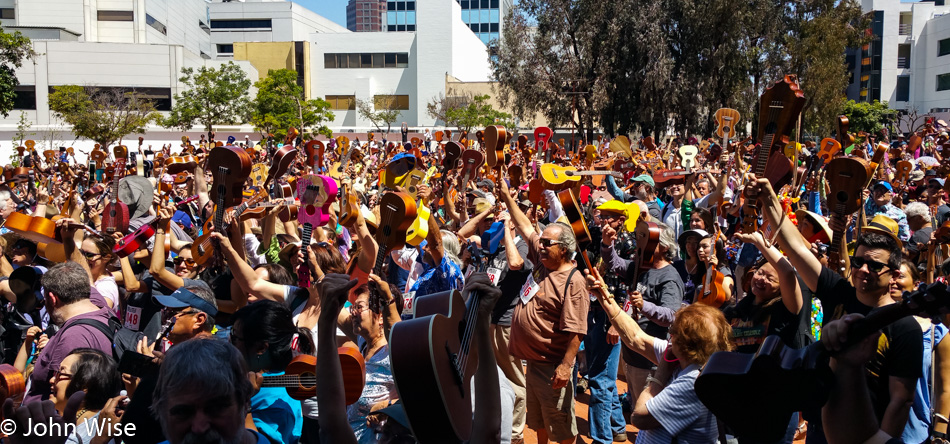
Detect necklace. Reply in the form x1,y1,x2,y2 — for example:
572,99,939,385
76,407,88,423
686,261,699,275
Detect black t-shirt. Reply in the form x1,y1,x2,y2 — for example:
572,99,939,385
723,276,814,354
622,265,684,369
123,270,209,339
907,226,933,261
811,266,923,422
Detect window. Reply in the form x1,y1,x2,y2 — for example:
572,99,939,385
146,14,167,35
13,86,35,110
490,9,499,22
217,44,234,54
0,8,14,19
374,95,410,110
896,76,909,101
940,38,950,57
210,19,272,30
324,53,410,69
938,73,950,92
326,95,356,110
489,23,499,32
98,10,133,21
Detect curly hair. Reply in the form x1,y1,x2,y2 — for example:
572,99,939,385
669,303,734,365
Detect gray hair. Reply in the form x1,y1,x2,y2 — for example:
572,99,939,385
441,230,462,269
904,202,930,221
656,222,679,262
152,338,252,434
551,222,578,257
0,189,10,206
41,261,91,306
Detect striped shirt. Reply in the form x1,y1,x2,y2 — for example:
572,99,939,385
636,338,719,444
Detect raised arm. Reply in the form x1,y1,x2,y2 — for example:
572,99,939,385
736,231,804,314
149,208,185,290
211,232,287,303
747,176,822,292
497,169,536,240
315,274,359,444
585,268,658,364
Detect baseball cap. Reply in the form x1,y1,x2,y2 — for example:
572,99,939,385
873,181,893,192
476,179,495,190
596,200,628,216
678,229,711,244
154,287,218,317
631,174,655,189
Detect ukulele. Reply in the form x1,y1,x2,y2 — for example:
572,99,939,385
261,349,365,404
538,164,623,191
192,147,252,266
305,140,325,172
390,221,505,442
694,207,728,307
678,145,699,174
457,150,485,190
535,126,553,163
824,157,873,276
101,158,130,234
695,281,950,442
740,75,806,234
714,108,741,156
296,175,338,288
837,115,856,150
557,188,596,270
484,126,506,168
0,364,24,433
367,192,416,304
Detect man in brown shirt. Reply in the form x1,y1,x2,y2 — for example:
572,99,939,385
499,177,589,444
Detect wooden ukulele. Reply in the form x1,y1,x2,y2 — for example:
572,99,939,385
740,75,805,233
457,150,485,190
484,125,506,168
367,192,416,303
836,115,855,149
261,349,365,404
101,157,130,234
192,147,252,266
0,364,24,433
695,281,950,442
390,221,505,442
694,207,728,307
539,164,622,191
824,157,873,276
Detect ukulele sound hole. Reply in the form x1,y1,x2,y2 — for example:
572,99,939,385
835,191,849,203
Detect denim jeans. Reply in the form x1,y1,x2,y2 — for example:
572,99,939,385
585,307,626,443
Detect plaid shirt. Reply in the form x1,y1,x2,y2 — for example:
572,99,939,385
864,199,911,242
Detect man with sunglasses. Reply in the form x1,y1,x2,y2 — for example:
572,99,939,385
747,176,922,444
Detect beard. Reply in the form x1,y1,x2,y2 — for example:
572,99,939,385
180,428,245,444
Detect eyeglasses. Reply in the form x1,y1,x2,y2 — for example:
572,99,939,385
52,369,73,382
539,238,564,248
850,256,890,273
80,250,102,260
173,257,197,267
162,307,199,321
349,303,370,315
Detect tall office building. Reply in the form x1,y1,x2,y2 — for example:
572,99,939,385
347,0,386,32
458,0,512,45
384,1,417,32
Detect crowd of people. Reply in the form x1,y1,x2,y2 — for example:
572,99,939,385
0,113,944,444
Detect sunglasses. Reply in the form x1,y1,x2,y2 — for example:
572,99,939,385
850,256,890,273
539,238,564,248
80,250,101,260
173,257,197,267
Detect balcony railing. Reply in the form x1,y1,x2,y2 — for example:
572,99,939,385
897,56,910,68
899,23,912,35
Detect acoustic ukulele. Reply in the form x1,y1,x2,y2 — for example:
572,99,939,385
192,147,252,266
678,145,699,174
261,349,365,404
535,126,553,163
694,207,728,307
538,164,622,191
296,175,338,287
367,192,416,304
305,140,325,172
484,126,507,168
740,75,805,234
101,158,130,235
457,150,485,190
0,364,24,433
390,222,505,442
824,157,873,276
695,282,950,442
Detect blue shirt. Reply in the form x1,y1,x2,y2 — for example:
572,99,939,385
904,322,948,444
403,256,465,320
864,199,911,242
251,372,303,444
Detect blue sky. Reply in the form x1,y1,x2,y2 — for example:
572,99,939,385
295,0,348,27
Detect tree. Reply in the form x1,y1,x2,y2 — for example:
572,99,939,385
357,94,401,133
895,106,932,135
48,85,158,149
0,28,34,118
250,69,335,140
841,99,896,136
163,62,252,135
427,92,513,136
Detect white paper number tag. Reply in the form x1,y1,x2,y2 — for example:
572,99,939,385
464,265,476,280
623,298,634,316
124,306,142,331
486,267,502,286
519,273,540,305
402,291,416,318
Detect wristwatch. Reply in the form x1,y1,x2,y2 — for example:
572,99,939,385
645,375,666,388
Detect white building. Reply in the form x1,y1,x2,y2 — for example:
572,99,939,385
311,0,492,130
848,0,950,125
207,0,348,58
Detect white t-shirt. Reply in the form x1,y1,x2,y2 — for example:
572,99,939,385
94,275,119,312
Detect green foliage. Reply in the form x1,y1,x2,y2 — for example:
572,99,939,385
0,28,34,118
48,85,158,148
10,112,31,166
250,69,334,140
357,95,401,133
441,94,513,136
841,100,895,135
163,62,252,133
493,0,866,138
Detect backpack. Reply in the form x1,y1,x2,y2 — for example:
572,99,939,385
57,315,122,360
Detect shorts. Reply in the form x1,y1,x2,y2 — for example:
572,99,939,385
525,360,577,441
